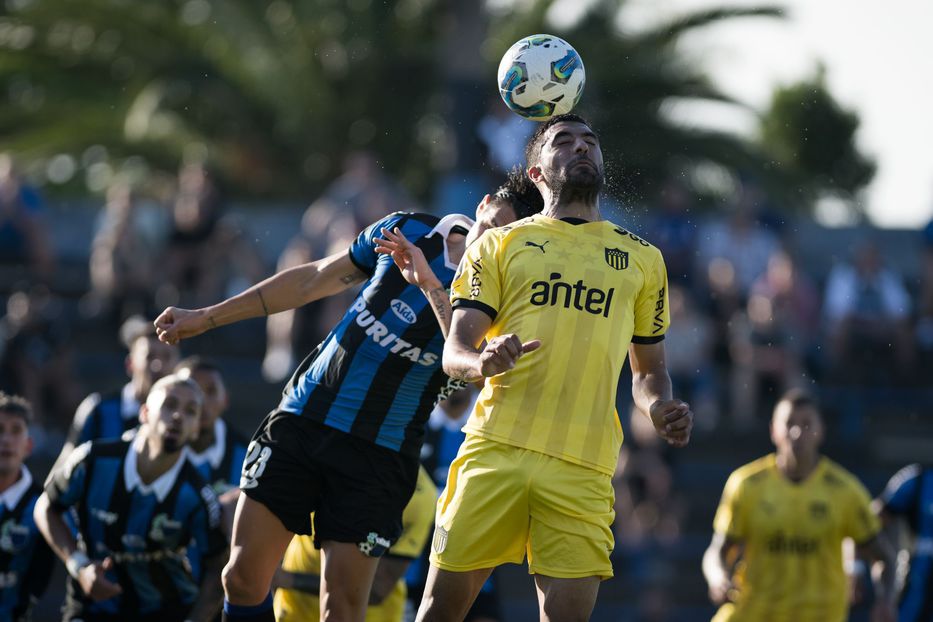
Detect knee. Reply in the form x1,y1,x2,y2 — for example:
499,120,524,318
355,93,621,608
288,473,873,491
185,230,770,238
320,589,368,621
222,558,267,604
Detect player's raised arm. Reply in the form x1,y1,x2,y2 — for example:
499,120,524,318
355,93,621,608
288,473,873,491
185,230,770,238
374,226,452,338
628,340,693,447
442,308,540,382
154,250,367,345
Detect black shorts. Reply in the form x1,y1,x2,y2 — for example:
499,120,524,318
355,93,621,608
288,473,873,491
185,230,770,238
240,410,419,556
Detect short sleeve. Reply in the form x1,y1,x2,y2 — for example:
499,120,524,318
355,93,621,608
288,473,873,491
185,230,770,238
45,442,93,510
877,464,920,516
388,467,438,559
191,484,225,560
450,230,502,320
843,478,882,544
712,471,745,540
348,212,407,276
632,250,669,344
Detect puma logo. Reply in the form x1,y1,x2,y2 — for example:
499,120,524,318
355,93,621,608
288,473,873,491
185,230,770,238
525,240,549,253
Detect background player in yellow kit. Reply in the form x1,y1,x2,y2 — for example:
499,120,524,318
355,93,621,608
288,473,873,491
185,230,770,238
702,389,897,622
413,114,694,621
274,465,436,621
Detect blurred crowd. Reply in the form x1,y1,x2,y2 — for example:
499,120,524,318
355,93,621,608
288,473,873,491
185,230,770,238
1,130,932,619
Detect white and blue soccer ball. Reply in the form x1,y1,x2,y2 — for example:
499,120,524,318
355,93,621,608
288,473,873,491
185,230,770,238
497,34,585,122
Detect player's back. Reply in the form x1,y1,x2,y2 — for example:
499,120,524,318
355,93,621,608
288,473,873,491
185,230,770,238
451,215,669,475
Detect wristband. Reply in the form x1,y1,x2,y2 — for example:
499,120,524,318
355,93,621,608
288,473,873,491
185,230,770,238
65,551,91,580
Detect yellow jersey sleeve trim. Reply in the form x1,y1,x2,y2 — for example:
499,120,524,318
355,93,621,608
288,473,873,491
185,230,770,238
631,334,665,344
451,298,498,320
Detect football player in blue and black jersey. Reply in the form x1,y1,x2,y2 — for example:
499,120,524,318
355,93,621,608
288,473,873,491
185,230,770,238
53,316,179,472
0,393,53,622
34,374,226,622
152,169,542,622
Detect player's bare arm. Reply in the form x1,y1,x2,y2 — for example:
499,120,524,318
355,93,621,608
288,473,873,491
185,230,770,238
702,532,742,605
629,341,693,447
855,535,898,622
154,250,367,345
33,493,123,601
374,226,452,337
443,308,540,382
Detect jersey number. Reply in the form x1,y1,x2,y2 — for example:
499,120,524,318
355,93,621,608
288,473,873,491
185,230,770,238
240,441,272,490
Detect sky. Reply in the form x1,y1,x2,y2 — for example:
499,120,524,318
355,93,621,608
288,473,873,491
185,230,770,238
553,0,933,228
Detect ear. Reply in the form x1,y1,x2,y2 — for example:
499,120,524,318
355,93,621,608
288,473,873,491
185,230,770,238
475,194,492,215
124,353,133,377
527,165,544,184
24,436,34,458
138,404,149,426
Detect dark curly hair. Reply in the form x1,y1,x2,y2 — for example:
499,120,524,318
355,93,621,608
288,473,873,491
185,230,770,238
493,166,544,220
523,113,594,169
0,392,32,424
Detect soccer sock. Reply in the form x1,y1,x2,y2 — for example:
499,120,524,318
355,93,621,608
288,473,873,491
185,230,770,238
221,593,274,622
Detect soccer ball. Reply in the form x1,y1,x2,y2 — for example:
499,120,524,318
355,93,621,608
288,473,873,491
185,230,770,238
497,34,585,122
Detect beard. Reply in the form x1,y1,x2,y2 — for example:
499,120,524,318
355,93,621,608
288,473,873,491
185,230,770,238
549,159,604,206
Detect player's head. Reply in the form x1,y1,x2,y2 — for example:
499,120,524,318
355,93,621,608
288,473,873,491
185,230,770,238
140,374,203,455
0,393,33,477
770,389,824,460
122,315,180,397
466,166,544,247
174,356,228,433
525,113,604,205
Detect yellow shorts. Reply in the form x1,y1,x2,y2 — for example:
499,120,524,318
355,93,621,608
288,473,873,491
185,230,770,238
430,435,615,579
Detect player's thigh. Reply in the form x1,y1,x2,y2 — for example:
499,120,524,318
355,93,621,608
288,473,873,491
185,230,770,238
533,574,601,622
319,541,381,613
227,493,296,584
528,456,615,579
431,436,531,571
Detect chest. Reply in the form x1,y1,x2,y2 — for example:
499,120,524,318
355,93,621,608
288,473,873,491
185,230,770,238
747,482,842,543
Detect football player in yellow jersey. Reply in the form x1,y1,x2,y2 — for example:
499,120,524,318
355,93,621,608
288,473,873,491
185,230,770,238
273,465,437,621
702,389,897,622
389,114,694,621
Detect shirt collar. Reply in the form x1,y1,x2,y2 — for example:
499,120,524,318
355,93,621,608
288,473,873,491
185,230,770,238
123,435,189,503
121,382,141,421
426,214,475,271
187,419,226,470
0,466,32,511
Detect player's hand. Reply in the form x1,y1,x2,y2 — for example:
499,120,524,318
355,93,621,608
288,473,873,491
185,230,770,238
78,557,123,601
478,334,540,377
649,399,693,448
374,227,440,290
153,306,210,345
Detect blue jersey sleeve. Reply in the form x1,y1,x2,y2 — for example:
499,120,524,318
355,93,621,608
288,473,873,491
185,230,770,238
45,442,93,510
879,464,921,515
348,212,408,276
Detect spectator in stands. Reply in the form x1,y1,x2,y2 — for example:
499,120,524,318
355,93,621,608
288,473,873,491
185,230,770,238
477,98,535,175
34,374,226,622
0,154,54,283
873,463,933,621
823,240,913,384
0,392,54,621
161,163,264,309
644,179,699,288
85,182,162,322
53,315,179,471
663,285,717,431
0,285,82,456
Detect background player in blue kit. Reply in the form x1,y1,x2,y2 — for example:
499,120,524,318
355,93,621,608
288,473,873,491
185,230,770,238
0,393,54,622
153,170,542,622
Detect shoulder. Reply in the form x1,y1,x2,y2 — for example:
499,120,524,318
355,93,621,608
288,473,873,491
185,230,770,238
821,459,869,495
728,455,775,491
884,463,922,490
605,223,664,262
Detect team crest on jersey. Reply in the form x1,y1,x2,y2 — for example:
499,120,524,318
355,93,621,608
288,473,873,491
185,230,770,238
0,520,29,553
809,501,829,520
148,513,183,542
433,525,448,554
604,248,628,270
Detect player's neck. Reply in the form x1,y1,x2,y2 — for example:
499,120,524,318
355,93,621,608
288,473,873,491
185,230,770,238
0,468,22,494
137,437,182,485
542,200,600,222
776,451,820,482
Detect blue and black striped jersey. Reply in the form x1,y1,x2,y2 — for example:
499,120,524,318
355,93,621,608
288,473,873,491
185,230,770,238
68,383,140,446
0,467,53,621
879,464,933,622
278,212,471,458
45,439,225,619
